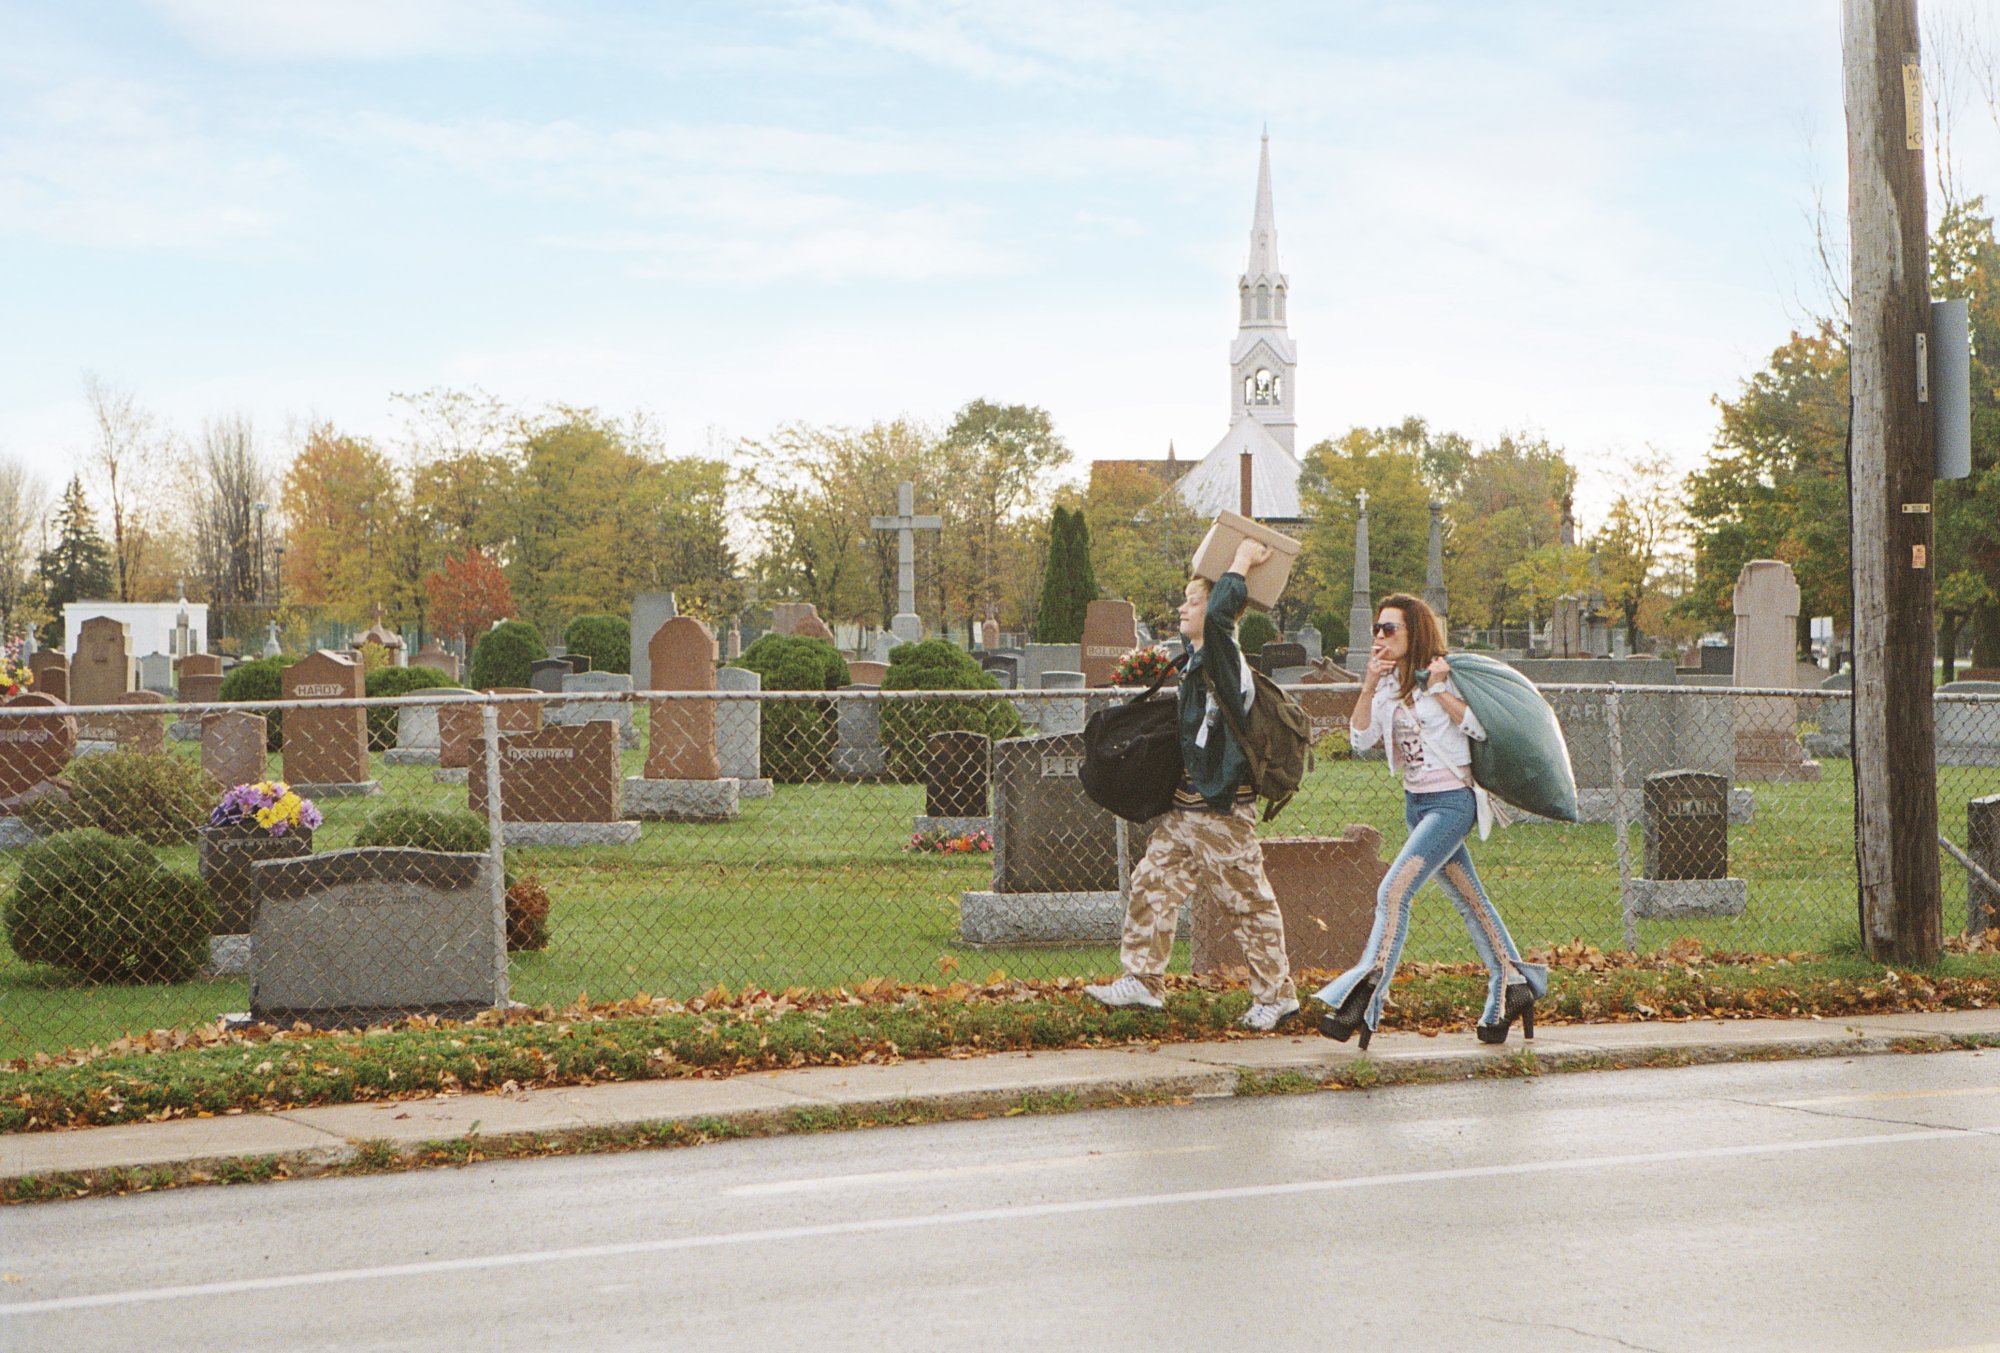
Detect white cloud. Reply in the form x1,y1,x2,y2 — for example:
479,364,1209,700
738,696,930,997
144,0,554,61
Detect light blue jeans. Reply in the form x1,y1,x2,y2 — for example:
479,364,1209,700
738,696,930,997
1314,787,1548,1030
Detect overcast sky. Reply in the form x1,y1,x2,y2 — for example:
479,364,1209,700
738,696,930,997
5,0,1999,526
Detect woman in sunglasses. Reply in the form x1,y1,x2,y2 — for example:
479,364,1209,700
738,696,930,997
1313,592,1546,1048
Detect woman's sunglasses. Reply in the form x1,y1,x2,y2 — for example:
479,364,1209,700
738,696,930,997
1372,621,1404,637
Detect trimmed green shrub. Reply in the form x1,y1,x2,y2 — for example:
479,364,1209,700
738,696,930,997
364,664,455,751
468,620,546,689
218,655,290,749
562,614,631,675
1036,505,1098,643
736,634,851,783
877,639,1022,782
353,806,491,854
4,829,214,983
1237,610,1277,656
23,751,216,846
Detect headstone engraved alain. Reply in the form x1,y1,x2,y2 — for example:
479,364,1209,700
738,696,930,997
714,666,772,799
1626,770,1746,918
281,650,378,796
916,730,990,837
469,720,638,846
625,617,739,821
957,731,1166,945
250,848,503,1029
1731,560,1821,781
1080,600,1139,688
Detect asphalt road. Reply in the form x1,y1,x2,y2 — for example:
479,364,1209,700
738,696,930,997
6,1050,2000,1352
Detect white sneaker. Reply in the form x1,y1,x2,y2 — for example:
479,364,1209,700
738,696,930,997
1083,975,1165,1009
1237,998,1301,1032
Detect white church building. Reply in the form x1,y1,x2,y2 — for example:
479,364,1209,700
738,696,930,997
1092,132,1309,525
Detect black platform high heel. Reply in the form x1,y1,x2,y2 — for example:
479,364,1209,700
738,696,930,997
1317,978,1377,1046
1476,982,1536,1045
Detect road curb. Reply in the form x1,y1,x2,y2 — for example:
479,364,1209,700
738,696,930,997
5,1013,1998,1201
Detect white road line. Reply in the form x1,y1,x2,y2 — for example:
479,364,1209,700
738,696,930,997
723,1144,1222,1196
6,1122,1997,1317
1773,1086,2000,1107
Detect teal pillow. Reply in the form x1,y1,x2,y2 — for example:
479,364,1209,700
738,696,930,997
1431,653,1580,823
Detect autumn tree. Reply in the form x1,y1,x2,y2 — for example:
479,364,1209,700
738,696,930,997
1295,423,1434,648
1443,433,1576,631
279,424,402,620
0,457,45,641
1083,463,1208,635
186,415,267,605
1590,451,1684,651
424,547,515,646
932,401,1069,628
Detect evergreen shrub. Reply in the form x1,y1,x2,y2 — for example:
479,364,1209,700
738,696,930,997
735,634,850,782
3,829,214,983
1237,611,1277,656
877,639,1022,782
353,806,491,854
468,621,546,689
218,655,290,749
562,614,631,675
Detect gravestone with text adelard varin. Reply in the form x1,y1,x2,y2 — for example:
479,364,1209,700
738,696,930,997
1625,770,1746,918
250,847,504,1029
434,688,539,783
0,693,76,847
916,730,991,838
281,650,379,797
73,616,134,743
1080,599,1139,688
1732,559,1821,782
469,719,639,846
958,731,1168,945
714,665,772,799
625,617,739,821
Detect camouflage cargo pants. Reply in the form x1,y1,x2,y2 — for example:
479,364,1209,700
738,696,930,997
1122,804,1296,1006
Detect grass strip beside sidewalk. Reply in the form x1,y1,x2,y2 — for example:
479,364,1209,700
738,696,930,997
7,943,2000,1135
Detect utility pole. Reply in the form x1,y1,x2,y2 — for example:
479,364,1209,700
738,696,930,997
1843,0,1942,962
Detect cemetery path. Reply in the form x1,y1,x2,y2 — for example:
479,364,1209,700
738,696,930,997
7,1048,2000,1350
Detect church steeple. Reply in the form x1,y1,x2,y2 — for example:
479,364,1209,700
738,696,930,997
1230,130,1297,452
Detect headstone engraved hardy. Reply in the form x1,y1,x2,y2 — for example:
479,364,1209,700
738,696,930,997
73,616,134,740
0,693,76,846
27,649,68,703
916,730,991,837
1625,770,1746,918
250,848,503,1029
469,720,639,846
1194,827,1385,976
1731,560,1820,781
111,690,167,755
714,666,772,799
629,591,679,690
201,710,269,792
1537,688,1749,825
1969,794,2000,935
870,480,942,648
625,617,740,821
957,732,1168,945
435,689,539,783
280,650,379,796
547,670,639,750
1080,600,1140,688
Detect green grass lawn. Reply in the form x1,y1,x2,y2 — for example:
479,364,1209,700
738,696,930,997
2,713,1996,1060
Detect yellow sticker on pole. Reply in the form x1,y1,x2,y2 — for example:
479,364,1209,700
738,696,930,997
1914,543,1928,569
1905,59,1923,150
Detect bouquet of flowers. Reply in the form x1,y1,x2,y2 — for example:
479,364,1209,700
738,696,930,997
1108,645,1176,688
906,828,994,855
210,780,323,837
1,636,33,697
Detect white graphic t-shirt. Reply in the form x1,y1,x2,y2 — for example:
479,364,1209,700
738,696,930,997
1394,701,1469,792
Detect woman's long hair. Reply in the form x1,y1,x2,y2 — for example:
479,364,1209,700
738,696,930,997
1376,592,1446,702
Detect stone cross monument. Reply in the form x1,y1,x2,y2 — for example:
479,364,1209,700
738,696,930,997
870,481,942,648
1345,488,1373,673
1423,500,1448,633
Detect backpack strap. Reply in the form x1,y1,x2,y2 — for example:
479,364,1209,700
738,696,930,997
1126,649,1188,705
1197,657,1265,793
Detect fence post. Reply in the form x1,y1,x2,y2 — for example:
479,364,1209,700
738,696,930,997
1606,684,1637,952
482,698,508,1005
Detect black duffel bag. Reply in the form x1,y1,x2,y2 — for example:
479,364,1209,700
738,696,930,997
1080,652,1187,824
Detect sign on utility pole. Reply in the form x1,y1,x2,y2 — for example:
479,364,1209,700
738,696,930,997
1843,0,1942,962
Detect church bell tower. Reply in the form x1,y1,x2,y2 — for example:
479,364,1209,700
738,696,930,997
1230,130,1297,453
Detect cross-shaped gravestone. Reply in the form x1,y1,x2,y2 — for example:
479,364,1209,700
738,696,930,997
870,481,942,648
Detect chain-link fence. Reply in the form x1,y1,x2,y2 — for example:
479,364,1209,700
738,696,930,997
1,679,1996,1058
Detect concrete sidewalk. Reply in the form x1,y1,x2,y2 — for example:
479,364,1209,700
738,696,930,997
8,1009,2000,1188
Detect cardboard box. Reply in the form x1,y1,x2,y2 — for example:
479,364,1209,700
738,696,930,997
1190,511,1302,611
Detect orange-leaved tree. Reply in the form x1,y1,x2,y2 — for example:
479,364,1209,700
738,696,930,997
424,547,515,646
